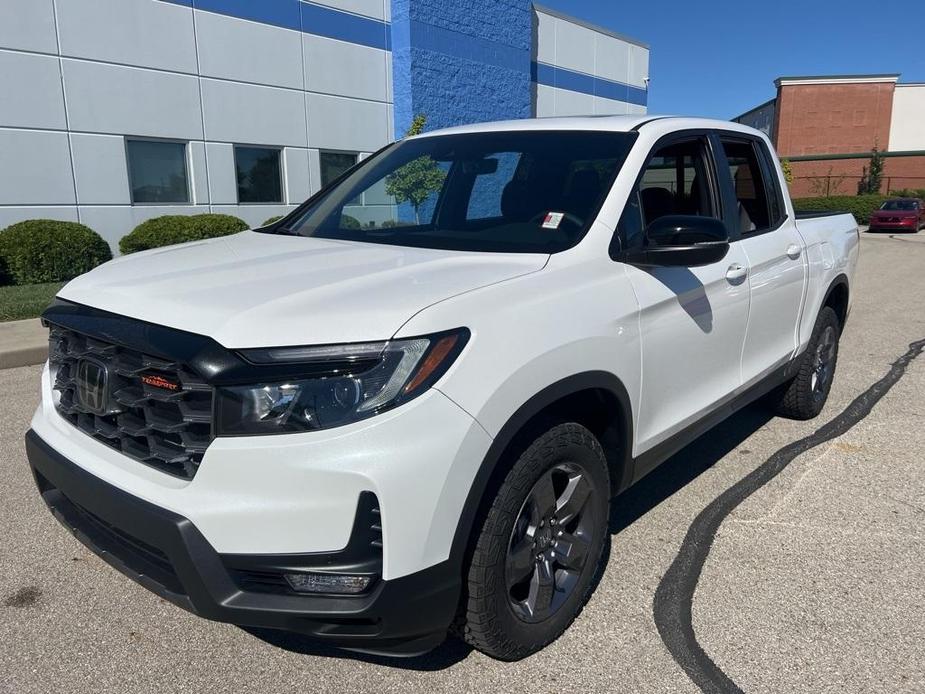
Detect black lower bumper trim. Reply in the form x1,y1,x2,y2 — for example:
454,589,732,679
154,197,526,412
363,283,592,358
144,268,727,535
25,429,461,656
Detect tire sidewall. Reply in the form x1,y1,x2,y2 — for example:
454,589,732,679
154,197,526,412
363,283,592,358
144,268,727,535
481,425,610,652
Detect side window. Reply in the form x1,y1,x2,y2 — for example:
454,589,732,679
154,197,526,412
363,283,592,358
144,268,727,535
618,138,717,250
719,139,774,234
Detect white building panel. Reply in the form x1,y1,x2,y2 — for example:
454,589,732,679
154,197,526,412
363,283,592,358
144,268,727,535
0,129,75,205
628,43,649,88
594,34,631,85
201,79,308,147
0,51,66,130
308,149,322,194
310,0,388,21
188,141,210,205
550,85,595,116
534,10,556,65
889,85,925,152
70,133,131,205
535,83,557,117
0,0,58,54
306,93,390,152
283,148,311,203
593,96,629,116
195,11,304,90
205,142,237,205
62,60,203,139
552,19,596,76
0,206,79,230
55,0,197,74
304,35,390,103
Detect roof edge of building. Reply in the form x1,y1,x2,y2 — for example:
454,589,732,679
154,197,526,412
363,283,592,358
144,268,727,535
775,74,901,87
732,97,777,121
532,4,649,50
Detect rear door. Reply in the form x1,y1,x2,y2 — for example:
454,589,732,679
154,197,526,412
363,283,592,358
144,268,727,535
617,133,750,455
713,133,808,385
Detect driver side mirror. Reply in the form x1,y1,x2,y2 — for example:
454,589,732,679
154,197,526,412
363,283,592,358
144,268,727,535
626,215,730,267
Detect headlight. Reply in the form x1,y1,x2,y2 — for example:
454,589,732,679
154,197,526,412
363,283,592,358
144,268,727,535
215,328,469,435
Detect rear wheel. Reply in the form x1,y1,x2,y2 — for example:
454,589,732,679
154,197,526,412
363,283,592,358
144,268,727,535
458,423,610,660
771,306,841,420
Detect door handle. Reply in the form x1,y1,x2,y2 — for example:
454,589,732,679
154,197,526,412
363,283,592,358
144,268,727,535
725,263,748,283
786,244,802,260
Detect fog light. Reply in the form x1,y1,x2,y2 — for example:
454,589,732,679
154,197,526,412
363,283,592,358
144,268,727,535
284,572,374,595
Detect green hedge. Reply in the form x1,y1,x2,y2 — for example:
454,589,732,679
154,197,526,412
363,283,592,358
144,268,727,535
261,215,284,226
889,188,925,199
0,220,111,285
120,214,248,254
791,195,890,225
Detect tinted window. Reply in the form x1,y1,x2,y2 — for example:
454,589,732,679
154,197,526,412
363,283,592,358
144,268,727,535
235,146,282,203
320,151,359,188
126,140,189,204
720,139,772,234
271,131,635,254
881,199,919,211
619,138,716,249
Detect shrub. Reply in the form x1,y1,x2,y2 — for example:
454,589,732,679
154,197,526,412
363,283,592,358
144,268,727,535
791,194,890,225
119,213,248,254
261,215,284,226
0,220,112,285
889,188,925,199
341,214,361,229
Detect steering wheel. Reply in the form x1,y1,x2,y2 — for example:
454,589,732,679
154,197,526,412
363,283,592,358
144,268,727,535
529,211,585,228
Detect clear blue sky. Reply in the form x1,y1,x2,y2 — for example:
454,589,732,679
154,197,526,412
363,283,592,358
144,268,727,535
541,0,925,119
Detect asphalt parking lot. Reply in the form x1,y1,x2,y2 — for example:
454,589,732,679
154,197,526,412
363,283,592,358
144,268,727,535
2,231,924,694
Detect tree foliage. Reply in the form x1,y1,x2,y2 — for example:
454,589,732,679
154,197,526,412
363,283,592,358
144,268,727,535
385,114,446,223
861,145,884,195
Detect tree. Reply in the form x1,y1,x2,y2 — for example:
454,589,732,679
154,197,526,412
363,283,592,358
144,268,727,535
385,114,446,223
808,166,847,197
860,144,884,194
780,158,793,186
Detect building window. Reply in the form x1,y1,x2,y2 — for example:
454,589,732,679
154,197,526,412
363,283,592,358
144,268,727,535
126,139,190,204
320,151,358,188
235,146,283,204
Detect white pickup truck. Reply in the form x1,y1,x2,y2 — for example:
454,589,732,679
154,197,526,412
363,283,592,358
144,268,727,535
26,116,858,660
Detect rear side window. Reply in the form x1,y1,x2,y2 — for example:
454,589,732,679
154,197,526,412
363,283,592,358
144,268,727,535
719,139,784,235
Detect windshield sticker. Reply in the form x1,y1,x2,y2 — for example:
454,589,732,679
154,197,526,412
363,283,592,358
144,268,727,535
541,212,565,229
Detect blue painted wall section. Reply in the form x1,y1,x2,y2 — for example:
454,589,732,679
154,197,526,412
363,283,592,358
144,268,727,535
391,0,533,136
532,62,648,107
160,0,390,50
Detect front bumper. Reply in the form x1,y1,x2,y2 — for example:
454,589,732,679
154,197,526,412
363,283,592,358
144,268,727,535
26,429,459,655
869,219,918,231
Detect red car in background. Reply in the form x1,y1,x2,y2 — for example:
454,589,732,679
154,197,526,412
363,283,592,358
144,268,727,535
868,198,925,232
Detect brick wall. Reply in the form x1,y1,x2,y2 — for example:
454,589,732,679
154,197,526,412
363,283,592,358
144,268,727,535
789,155,925,197
775,81,896,157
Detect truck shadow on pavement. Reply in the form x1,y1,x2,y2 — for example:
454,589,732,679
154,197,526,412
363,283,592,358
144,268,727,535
242,405,773,671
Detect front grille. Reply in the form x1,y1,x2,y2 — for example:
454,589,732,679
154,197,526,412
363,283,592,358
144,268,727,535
48,323,214,479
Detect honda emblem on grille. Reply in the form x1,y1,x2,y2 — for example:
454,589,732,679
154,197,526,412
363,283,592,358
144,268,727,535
76,358,110,415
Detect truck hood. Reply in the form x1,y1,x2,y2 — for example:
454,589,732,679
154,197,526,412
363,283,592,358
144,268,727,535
58,231,548,347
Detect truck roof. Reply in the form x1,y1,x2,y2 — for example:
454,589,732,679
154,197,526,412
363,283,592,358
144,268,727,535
414,115,762,138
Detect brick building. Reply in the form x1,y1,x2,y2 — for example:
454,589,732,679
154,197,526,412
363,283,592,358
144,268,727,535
735,74,925,197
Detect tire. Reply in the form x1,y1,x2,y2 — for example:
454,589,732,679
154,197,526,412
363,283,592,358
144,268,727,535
771,306,841,420
457,422,610,661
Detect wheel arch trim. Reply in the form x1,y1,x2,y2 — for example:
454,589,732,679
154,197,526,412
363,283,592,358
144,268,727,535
448,371,634,566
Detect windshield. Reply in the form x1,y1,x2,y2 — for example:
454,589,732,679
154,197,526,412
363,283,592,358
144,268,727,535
269,130,636,253
881,200,919,211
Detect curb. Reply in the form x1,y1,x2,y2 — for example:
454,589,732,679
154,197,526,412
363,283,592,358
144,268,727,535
0,318,48,370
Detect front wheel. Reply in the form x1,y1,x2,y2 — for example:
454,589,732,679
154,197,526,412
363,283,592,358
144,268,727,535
457,423,610,660
771,306,841,420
